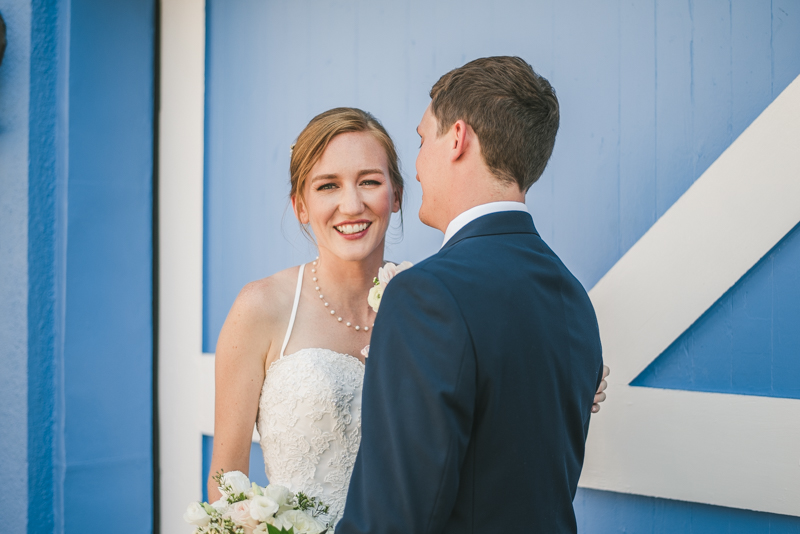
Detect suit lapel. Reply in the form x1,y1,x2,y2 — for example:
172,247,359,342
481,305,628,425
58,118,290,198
441,211,540,251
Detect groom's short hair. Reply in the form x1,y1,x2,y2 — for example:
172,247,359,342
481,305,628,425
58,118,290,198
429,56,559,192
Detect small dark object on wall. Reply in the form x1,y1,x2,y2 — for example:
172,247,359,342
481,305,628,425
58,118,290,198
0,12,6,67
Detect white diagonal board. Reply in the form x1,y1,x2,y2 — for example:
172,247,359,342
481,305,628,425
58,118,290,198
580,74,800,517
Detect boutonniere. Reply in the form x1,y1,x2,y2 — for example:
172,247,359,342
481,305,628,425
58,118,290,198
367,261,413,313
361,261,413,359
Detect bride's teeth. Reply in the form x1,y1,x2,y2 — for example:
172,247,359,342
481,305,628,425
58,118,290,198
336,223,369,235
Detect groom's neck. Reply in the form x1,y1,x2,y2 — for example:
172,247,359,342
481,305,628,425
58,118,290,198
437,176,525,233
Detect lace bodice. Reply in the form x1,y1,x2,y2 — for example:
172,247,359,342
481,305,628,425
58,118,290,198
257,348,364,524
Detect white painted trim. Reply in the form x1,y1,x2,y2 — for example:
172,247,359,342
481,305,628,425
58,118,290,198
158,1,206,532
580,74,800,516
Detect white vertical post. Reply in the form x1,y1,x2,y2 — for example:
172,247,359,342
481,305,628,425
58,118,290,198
158,0,206,531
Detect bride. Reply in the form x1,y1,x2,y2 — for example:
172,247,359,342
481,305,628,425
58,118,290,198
206,107,609,525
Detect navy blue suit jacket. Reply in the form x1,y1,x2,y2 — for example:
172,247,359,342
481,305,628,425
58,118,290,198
336,211,603,533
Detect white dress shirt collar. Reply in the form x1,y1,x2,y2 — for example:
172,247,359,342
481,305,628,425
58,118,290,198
441,201,529,249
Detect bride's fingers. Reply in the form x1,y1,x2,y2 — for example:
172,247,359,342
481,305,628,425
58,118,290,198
595,379,607,395
591,367,611,414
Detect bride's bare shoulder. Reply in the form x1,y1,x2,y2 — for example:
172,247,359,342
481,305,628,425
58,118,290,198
213,267,298,353
231,265,302,326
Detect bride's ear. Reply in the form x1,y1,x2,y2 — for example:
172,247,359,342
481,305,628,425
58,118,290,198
292,195,310,224
392,187,402,213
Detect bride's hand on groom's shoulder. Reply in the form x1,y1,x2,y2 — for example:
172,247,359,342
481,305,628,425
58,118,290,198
591,365,610,413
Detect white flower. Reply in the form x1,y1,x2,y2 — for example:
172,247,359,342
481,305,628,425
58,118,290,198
275,510,327,534
221,470,251,498
378,261,413,286
369,261,413,312
361,345,370,358
249,495,279,522
210,498,229,515
263,484,292,506
367,284,384,313
229,500,260,531
249,482,264,498
183,502,211,527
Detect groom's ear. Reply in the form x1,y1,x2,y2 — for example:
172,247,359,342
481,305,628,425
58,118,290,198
450,119,469,162
292,195,310,224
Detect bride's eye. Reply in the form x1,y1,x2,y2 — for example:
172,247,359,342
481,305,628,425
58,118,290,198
316,183,337,191
360,179,381,186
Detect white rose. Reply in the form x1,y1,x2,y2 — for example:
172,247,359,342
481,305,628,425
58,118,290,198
378,263,396,286
367,284,384,312
378,261,413,286
229,500,259,532
210,498,229,515
221,470,251,497
263,484,292,508
276,510,326,534
183,502,211,527
249,495,279,522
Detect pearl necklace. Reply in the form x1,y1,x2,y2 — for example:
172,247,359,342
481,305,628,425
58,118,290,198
311,258,374,332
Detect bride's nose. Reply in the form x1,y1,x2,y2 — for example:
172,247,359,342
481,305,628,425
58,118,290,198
339,184,365,215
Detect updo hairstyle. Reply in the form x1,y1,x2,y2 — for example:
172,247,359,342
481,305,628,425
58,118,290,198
290,107,404,220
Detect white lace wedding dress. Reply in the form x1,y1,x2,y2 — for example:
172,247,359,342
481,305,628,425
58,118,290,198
256,264,365,526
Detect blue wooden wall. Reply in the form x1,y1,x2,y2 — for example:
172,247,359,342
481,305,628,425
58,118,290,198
203,0,800,350
62,1,154,531
0,0,156,531
201,0,800,531
0,0,34,531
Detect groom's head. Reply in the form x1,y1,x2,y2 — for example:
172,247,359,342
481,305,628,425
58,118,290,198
416,56,559,231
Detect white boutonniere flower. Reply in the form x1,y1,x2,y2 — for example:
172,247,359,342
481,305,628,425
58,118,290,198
368,261,413,313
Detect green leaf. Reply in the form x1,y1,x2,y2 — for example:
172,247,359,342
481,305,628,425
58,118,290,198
265,525,295,534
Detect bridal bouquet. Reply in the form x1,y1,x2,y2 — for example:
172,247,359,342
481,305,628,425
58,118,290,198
184,470,329,534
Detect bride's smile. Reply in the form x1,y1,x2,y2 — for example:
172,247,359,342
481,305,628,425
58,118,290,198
333,220,372,237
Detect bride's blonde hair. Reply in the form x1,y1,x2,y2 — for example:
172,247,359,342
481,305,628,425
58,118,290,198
290,108,404,228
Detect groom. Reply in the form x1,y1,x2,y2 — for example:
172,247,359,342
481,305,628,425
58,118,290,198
337,56,603,533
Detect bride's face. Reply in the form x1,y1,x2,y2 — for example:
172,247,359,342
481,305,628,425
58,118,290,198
294,131,400,262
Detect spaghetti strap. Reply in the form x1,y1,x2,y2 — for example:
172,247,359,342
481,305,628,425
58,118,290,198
279,264,305,359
